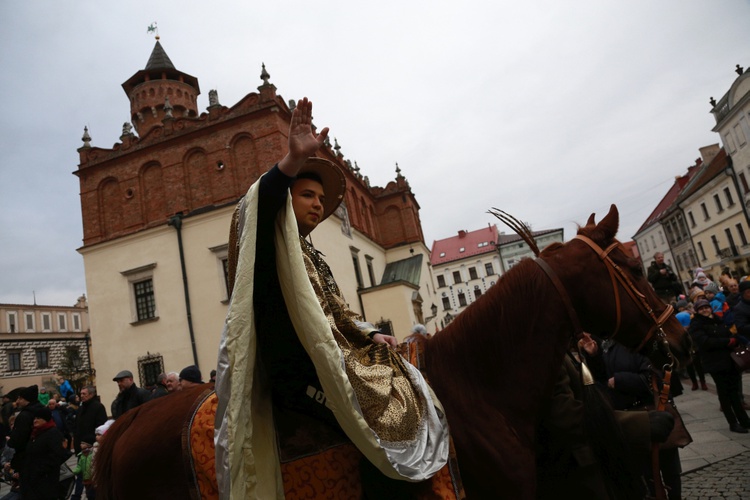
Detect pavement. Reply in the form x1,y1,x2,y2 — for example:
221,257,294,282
1,374,748,499
677,370,750,499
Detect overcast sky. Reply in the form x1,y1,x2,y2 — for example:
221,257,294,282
1,1,748,306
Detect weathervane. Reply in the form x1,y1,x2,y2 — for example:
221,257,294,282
147,22,159,40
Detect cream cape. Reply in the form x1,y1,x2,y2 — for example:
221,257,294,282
214,175,450,499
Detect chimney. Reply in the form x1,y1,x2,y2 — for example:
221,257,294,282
458,230,467,238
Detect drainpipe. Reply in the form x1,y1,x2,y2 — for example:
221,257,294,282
168,213,199,368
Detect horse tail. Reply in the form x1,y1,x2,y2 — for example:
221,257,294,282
581,384,645,499
94,409,140,500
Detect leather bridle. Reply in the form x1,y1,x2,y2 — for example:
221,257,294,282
534,234,675,366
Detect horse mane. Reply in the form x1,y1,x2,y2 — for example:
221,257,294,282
432,252,568,390
488,208,540,256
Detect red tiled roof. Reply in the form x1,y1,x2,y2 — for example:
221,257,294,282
430,225,499,266
634,164,700,235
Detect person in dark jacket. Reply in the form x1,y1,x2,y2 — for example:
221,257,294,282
71,386,107,500
690,299,750,433
647,253,681,304
150,373,169,400
22,406,70,500
7,385,44,473
111,370,150,419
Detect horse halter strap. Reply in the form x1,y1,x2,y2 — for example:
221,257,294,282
573,235,674,353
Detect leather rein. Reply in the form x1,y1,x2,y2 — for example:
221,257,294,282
534,234,675,363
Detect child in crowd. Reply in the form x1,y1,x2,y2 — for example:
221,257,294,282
72,435,96,500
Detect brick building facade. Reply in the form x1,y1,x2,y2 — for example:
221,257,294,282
75,40,435,407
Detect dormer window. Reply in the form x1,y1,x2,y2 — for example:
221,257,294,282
459,247,465,253
439,252,446,258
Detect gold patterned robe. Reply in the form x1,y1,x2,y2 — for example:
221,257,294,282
214,173,449,499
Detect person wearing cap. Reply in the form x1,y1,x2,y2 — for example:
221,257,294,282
689,298,750,433
22,406,70,499
7,385,44,474
178,365,203,390
111,370,150,419
215,98,449,498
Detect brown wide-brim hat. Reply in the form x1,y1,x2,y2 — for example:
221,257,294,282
296,157,346,222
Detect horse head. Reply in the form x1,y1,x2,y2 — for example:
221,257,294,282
540,204,688,368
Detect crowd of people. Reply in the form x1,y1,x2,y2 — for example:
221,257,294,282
648,253,750,435
0,364,214,499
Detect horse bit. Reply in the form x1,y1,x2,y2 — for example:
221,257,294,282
534,234,675,368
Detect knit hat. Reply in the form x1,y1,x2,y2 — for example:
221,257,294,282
179,365,202,384
689,289,705,302
80,434,96,446
675,300,689,310
704,282,720,294
34,407,52,421
20,385,39,402
740,281,750,293
694,299,711,310
96,419,115,436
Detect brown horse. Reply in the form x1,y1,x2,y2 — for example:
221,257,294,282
94,205,687,499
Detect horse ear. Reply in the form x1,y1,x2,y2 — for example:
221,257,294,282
596,204,619,241
586,213,596,226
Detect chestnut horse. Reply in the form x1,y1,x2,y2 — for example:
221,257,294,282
94,205,687,499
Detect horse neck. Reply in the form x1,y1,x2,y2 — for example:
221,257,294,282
425,260,573,423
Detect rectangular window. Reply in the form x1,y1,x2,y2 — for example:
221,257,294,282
365,256,376,287
458,292,467,307
209,244,231,303
441,296,451,310
72,313,81,331
469,267,478,280
437,275,446,288
687,212,696,228
474,288,482,300
697,242,706,261
57,313,67,332
8,352,22,372
724,187,735,206
452,271,462,285
351,253,364,289
134,279,157,321
700,203,709,220
222,258,230,297
42,313,52,332
140,358,162,389
714,194,723,212
7,312,17,334
726,228,738,255
122,263,158,323
734,121,747,147
36,349,49,369
739,172,750,194
24,312,35,332
737,224,748,246
711,235,721,255
485,263,495,276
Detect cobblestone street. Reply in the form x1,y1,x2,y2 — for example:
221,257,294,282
682,450,750,499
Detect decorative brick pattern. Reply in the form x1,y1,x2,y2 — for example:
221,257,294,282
0,339,90,379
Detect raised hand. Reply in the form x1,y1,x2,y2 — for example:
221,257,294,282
279,97,330,176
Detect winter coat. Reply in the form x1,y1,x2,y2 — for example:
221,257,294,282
689,313,736,373
74,396,107,454
22,424,69,499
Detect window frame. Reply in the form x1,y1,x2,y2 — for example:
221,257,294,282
41,312,52,332
24,312,35,333
35,349,49,369
121,263,159,325
6,312,17,334
57,312,67,332
7,351,22,372
209,243,230,303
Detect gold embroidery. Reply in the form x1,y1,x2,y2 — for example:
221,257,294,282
300,237,425,443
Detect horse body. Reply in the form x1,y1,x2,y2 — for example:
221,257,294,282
417,205,687,497
95,205,687,499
